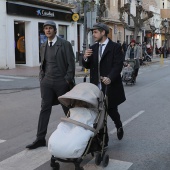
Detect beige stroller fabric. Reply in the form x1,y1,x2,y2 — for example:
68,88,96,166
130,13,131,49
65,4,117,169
58,82,104,110
48,83,106,158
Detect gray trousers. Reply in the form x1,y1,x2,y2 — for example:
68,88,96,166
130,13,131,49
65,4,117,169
37,78,69,140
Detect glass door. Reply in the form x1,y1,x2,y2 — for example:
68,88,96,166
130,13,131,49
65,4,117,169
14,21,26,64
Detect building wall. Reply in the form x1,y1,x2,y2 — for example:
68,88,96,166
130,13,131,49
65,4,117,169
0,0,8,69
105,0,125,43
0,0,78,69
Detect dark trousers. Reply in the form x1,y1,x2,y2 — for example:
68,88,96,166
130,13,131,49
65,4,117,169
134,68,139,77
100,84,122,144
101,84,122,128
99,106,122,144
37,78,69,140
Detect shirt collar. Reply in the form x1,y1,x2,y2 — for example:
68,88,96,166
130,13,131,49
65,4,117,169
99,38,109,46
48,36,57,46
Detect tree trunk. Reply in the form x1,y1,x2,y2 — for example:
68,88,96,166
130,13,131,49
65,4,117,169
134,27,140,41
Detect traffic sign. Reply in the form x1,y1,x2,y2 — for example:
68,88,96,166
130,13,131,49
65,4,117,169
72,13,79,21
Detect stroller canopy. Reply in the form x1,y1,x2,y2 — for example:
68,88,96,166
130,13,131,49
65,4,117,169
58,83,104,109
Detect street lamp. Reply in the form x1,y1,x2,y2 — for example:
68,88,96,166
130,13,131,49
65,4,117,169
150,24,157,57
162,19,169,58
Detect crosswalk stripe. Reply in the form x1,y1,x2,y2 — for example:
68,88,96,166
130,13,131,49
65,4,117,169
0,79,13,82
0,147,51,170
0,75,27,80
0,140,6,144
0,146,133,170
83,158,133,170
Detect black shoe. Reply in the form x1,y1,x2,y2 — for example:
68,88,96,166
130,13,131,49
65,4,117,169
26,139,46,149
117,127,124,140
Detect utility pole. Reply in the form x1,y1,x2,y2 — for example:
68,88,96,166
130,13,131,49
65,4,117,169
82,0,88,55
163,19,169,58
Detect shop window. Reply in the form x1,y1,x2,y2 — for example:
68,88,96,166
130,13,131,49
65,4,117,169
58,25,67,40
14,21,26,64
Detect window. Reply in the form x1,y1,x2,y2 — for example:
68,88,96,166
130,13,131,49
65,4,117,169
118,0,121,12
113,0,115,6
106,0,110,9
128,15,130,25
58,25,67,40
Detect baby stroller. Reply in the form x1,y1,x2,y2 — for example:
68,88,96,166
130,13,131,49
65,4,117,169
122,59,136,85
48,83,109,170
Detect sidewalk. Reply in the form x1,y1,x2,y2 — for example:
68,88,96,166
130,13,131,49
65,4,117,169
0,63,89,77
0,56,169,77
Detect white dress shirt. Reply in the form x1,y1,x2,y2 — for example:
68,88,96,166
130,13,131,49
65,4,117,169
98,38,109,60
48,36,57,47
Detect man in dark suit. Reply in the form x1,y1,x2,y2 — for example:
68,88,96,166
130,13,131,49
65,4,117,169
26,21,75,149
82,23,126,146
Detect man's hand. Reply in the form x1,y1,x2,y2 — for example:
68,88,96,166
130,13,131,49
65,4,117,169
84,49,93,58
101,77,111,85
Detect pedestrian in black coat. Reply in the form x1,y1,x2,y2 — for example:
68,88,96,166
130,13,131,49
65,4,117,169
82,23,126,145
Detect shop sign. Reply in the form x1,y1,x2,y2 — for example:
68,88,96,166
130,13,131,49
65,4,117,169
36,9,55,17
6,2,72,21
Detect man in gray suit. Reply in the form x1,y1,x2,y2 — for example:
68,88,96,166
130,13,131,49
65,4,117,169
26,21,75,149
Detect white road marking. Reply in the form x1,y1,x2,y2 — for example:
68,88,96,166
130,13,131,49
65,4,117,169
109,110,145,134
83,158,133,170
0,140,6,144
0,79,13,82
0,111,144,170
0,147,133,170
0,75,27,80
0,147,51,170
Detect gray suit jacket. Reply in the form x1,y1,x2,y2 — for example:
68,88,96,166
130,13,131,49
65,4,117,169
39,36,75,83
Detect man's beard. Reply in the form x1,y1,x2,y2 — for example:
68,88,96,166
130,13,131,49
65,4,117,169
95,35,103,43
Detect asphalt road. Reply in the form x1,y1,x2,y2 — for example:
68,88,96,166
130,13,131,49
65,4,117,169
0,60,170,170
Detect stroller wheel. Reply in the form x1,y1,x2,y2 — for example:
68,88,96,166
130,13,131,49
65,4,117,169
50,157,60,170
95,153,102,165
102,154,109,167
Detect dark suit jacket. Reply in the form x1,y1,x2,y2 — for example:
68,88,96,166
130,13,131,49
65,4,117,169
82,39,126,106
39,36,75,105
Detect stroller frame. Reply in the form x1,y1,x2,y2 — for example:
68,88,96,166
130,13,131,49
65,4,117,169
50,83,109,170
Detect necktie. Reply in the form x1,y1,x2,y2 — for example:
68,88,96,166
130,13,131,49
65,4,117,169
49,42,53,47
99,44,104,58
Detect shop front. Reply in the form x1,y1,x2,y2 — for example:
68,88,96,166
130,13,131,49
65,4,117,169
1,0,78,69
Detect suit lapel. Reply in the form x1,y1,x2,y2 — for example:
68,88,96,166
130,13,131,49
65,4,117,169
54,36,62,56
93,43,99,63
101,39,112,60
41,42,47,65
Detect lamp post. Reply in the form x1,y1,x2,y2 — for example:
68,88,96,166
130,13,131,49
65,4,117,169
150,24,157,57
163,19,169,58
82,0,88,55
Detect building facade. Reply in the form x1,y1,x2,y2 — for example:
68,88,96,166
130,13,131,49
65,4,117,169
0,0,82,69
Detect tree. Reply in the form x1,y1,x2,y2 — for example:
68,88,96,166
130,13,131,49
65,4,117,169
119,2,153,40
98,0,106,22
